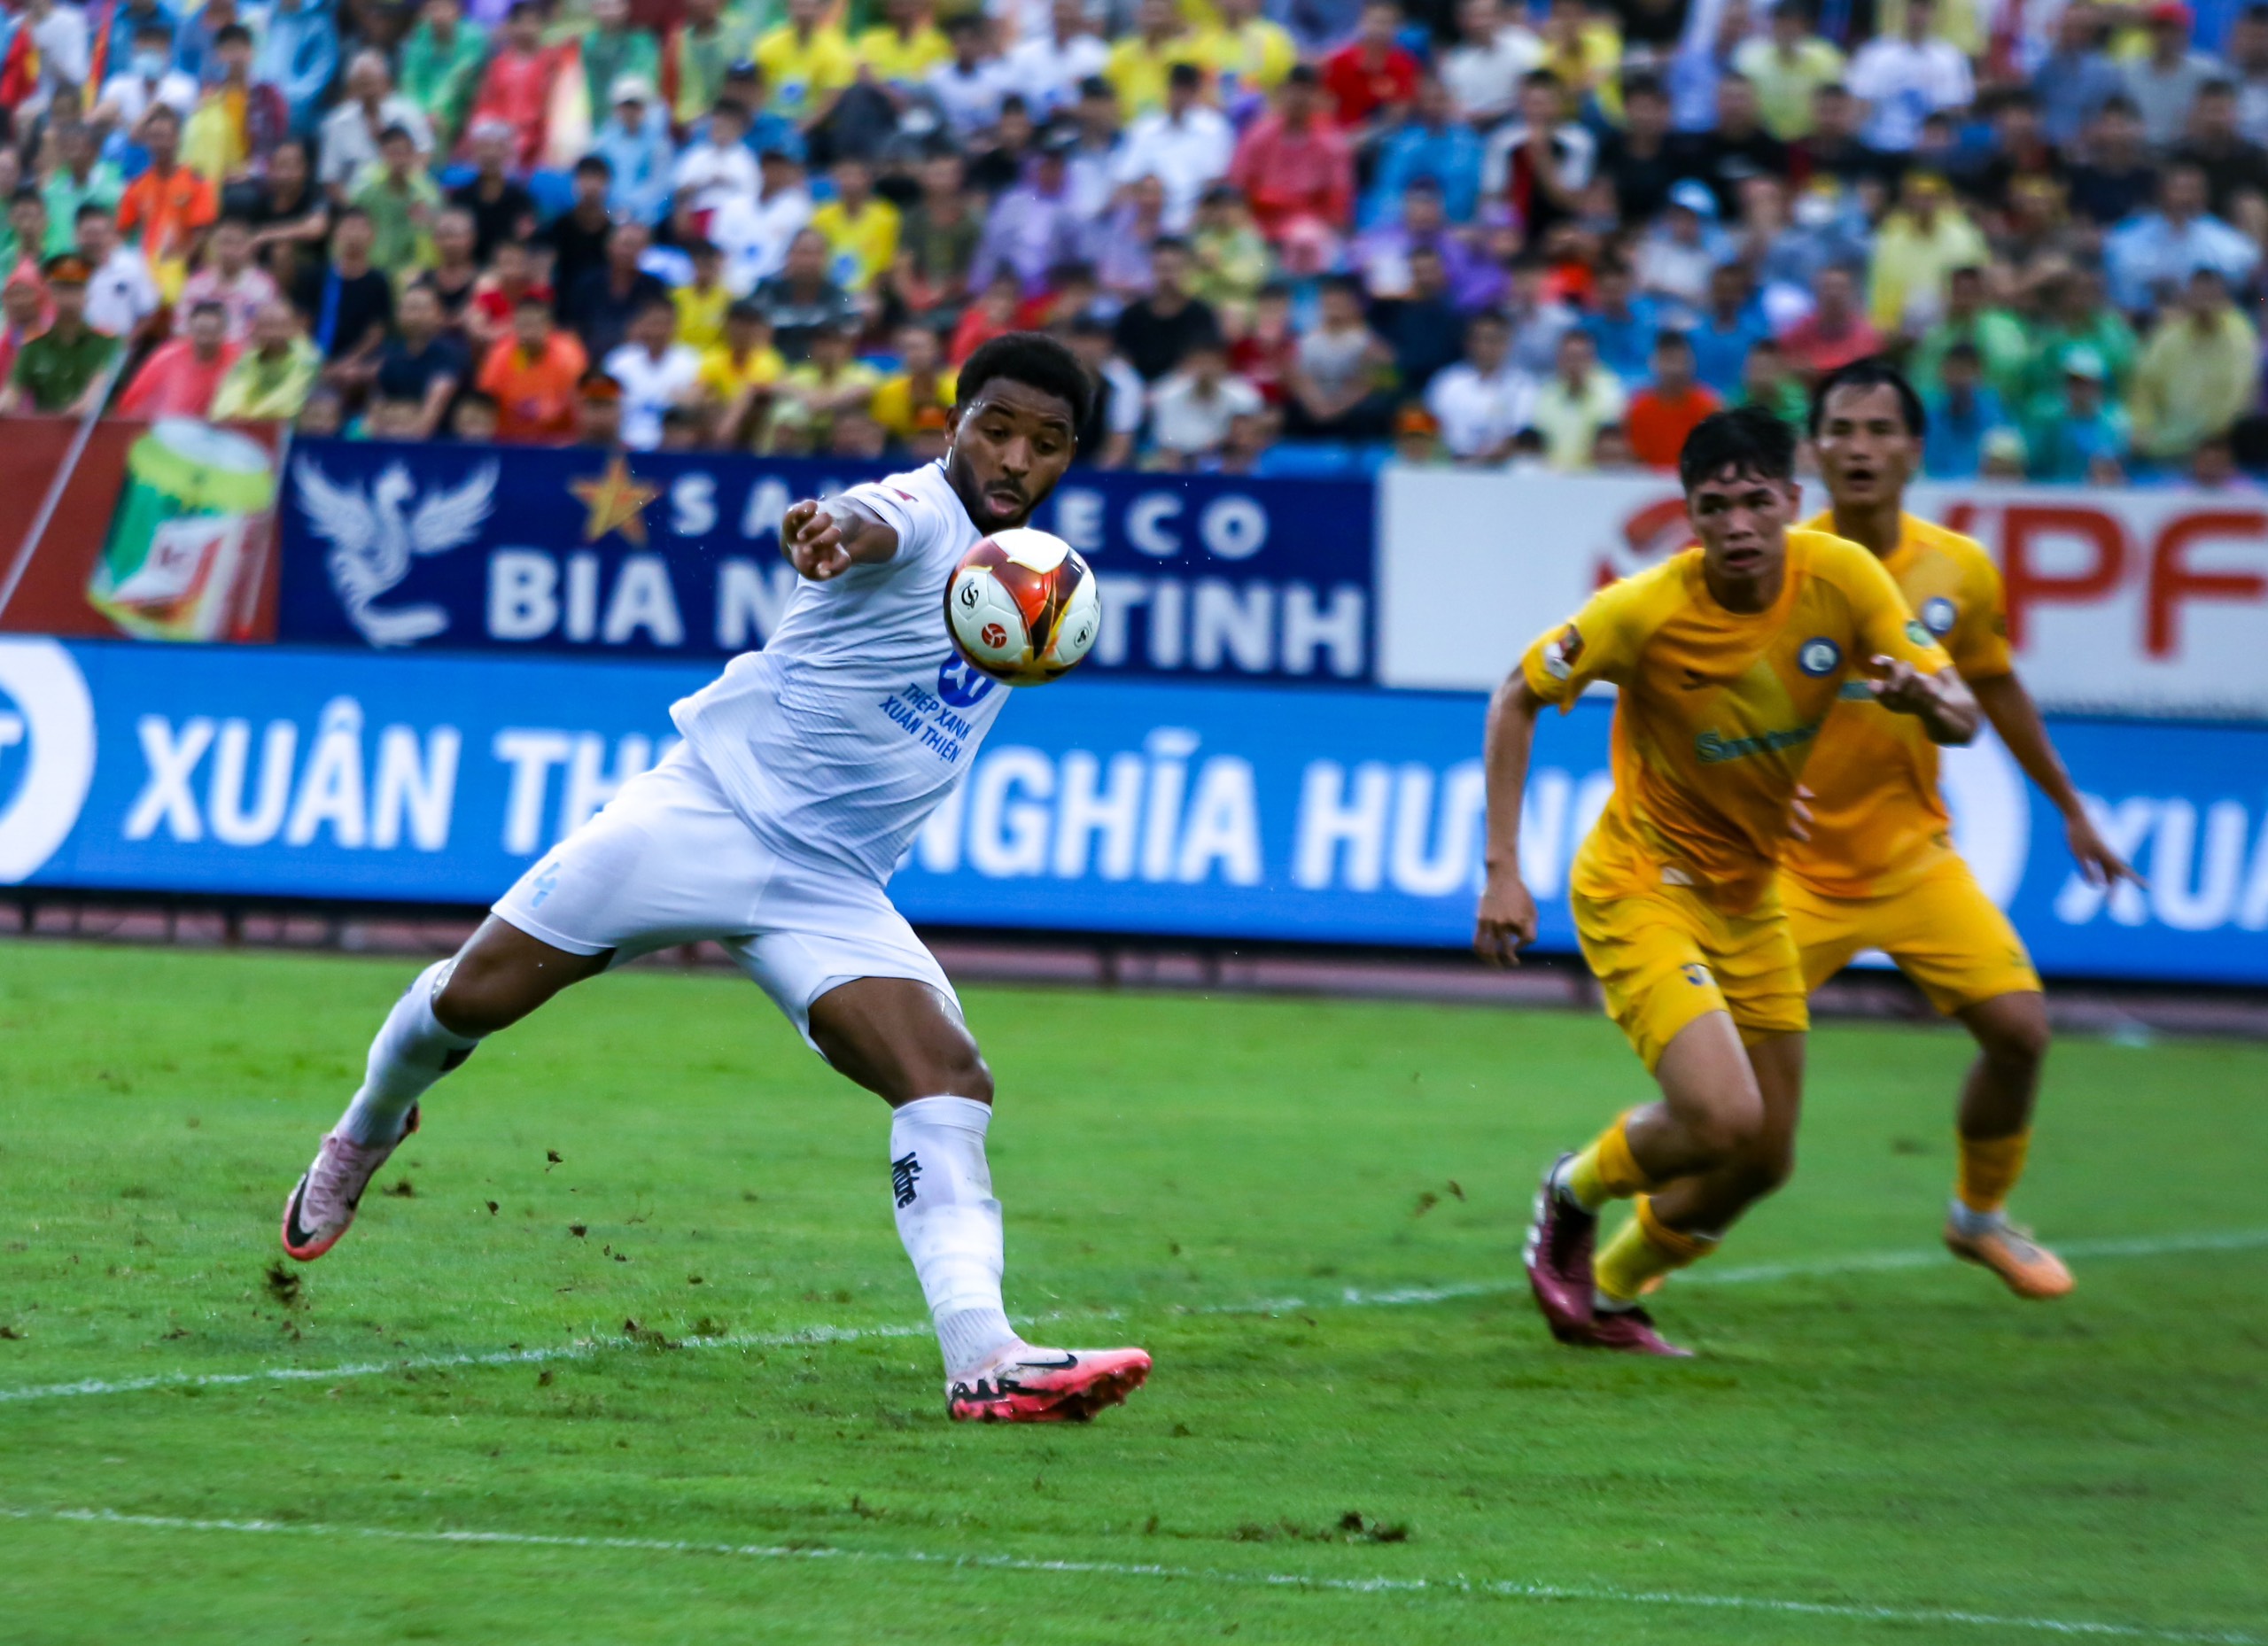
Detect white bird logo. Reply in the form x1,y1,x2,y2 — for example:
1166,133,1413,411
293,457,499,648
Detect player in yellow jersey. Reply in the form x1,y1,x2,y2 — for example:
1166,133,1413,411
1790,359,2140,1300
1476,408,1979,1355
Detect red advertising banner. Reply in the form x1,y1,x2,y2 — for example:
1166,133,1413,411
0,417,284,642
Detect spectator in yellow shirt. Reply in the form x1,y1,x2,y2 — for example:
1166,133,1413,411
809,155,901,291
1107,0,1212,120
672,238,733,354
778,318,883,446
857,0,951,97
754,0,859,128
869,322,956,439
699,299,788,446
1195,0,1296,110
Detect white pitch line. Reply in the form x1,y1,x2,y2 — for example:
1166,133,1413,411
0,1505,2255,1645
4,1227,2264,1409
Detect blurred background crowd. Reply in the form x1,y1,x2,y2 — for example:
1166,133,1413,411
6,0,2268,481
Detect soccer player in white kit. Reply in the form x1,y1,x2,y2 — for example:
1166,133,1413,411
280,334,1152,1424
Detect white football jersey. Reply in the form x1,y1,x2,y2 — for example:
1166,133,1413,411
672,462,1011,882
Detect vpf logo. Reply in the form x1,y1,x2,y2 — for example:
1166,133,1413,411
936,655,996,709
1921,596,1957,635
0,640,97,885
1798,637,1842,677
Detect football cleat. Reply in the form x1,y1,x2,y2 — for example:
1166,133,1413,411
1581,1304,1694,1357
947,1346,1152,1423
1945,1214,2075,1300
280,1107,419,1262
1523,1154,1598,1343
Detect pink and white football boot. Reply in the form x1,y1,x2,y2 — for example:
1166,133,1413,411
947,1345,1153,1423
280,1107,419,1262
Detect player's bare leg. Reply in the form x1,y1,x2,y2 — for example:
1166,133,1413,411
1944,990,2070,1298
807,978,1151,1423
282,920,609,1260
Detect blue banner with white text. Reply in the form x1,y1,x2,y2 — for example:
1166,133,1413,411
0,638,2262,983
274,439,1376,685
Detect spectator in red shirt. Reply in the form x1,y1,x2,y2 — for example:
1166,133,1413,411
1228,66,1355,242
120,299,241,417
1776,263,1884,383
1322,0,1420,136
1623,330,1723,469
466,2,563,172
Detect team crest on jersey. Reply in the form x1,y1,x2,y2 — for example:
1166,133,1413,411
1543,625,1585,680
1797,637,1842,676
936,654,997,708
1921,597,1957,634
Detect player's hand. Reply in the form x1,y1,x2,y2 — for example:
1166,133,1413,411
1788,782,1815,842
781,498,853,581
2064,806,2144,890
1865,655,1938,716
1474,873,1538,969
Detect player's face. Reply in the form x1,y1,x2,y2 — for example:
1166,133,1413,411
1814,383,1918,509
1687,465,1795,591
945,381,1077,531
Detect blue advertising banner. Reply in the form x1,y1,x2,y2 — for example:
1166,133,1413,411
275,439,1376,685
1,638,2263,983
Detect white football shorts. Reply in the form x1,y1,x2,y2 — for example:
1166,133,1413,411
491,741,957,1052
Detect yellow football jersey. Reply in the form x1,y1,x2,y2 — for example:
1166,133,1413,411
1521,528,1953,915
1780,512,2014,899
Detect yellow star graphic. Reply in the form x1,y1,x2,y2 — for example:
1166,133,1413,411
570,454,662,546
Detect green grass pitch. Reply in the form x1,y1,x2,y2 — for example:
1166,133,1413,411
0,941,2262,1645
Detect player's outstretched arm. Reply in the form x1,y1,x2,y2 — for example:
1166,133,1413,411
781,496,902,581
1868,658,1980,746
1970,671,2142,889
1475,671,1544,968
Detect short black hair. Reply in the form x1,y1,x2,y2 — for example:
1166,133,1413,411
1679,406,1798,493
214,22,252,45
1809,356,1927,438
954,330,1093,428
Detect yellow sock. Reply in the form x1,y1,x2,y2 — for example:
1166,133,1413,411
1564,1114,1653,1211
1956,1130,2031,1215
1594,1196,1720,1305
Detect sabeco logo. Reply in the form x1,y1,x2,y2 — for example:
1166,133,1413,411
0,640,97,884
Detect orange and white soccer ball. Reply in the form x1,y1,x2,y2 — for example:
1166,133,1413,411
944,528,1101,686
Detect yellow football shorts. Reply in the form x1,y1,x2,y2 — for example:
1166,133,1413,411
1781,857,2042,1015
1570,878,1810,1072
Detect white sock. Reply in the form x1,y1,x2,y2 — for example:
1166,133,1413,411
338,962,482,1145
1947,1199,2004,1238
889,1095,1026,1378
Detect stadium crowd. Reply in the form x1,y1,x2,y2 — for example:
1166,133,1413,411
5,0,2268,480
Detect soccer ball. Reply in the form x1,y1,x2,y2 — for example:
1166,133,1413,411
944,528,1101,686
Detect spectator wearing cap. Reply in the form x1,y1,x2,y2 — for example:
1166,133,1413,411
400,0,490,154
580,0,662,127
1908,263,2029,402
352,124,444,278
75,205,162,339
1481,71,1595,241
2025,345,2129,480
1867,169,1988,334
1363,74,1483,229
710,147,814,291
699,300,787,445
376,280,469,437
856,0,951,98
1735,0,1845,142
1634,179,1727,318
1229,66,1352,243
1149,337,1265,468
869,322,955,442
1845,0,1972,153
1624,330,1723,470
1113,236,1222,381
1424,309,1534,463
1685,261,1771,399
0,253,117,415
1528,326,1625,469
1105,0,1208,122
753,0,858,128
211,296,321,418
181,23,290,186
1440,0,1543,128
2031,4,2123,150
177,215,279,342
2126,3,2221,148
751,227,858,361
576,370,626,449
602,295,702,448
810,156,900,293
1116,60,1235,234
478,293,587,441
118,106,218,293
2104,159,2260,310
593,75,677,226
254,0,338,139
2131,266,2261,461
1777,262,1884,381
2066,96,2161,225
320,52,434,198
1195,0,1297,113
2171,79,2268,217
1006,0,1111,119
891,151,983,314
1322,0,1420,136
1920,341,2010,479
467,4,563,173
